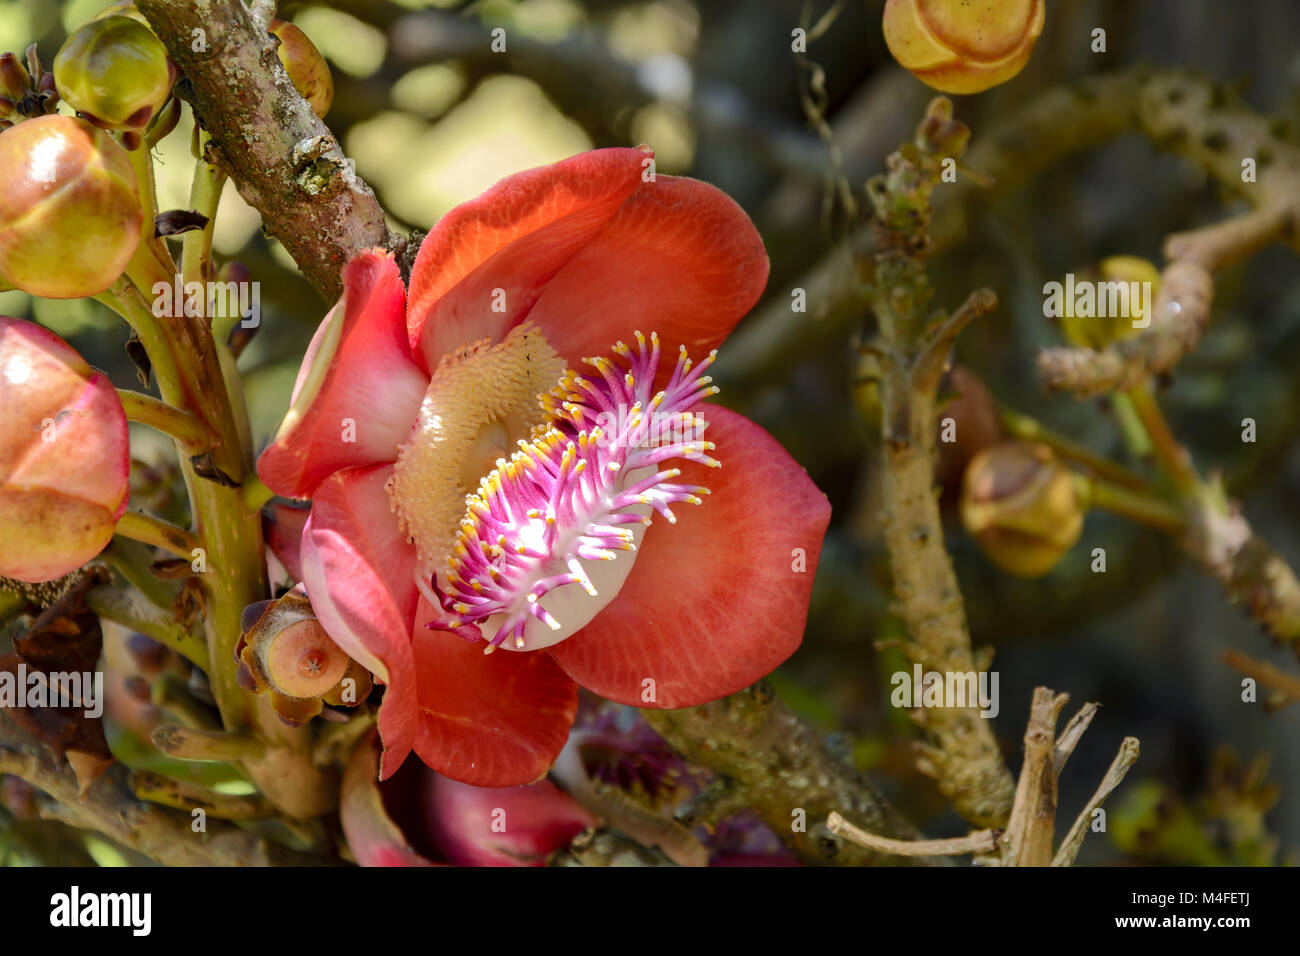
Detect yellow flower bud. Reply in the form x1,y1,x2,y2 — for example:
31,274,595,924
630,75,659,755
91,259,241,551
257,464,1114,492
54,15,175,132
0,114,143,298
882,0,1045,95
960,442,1085,578
1057,255,1162,349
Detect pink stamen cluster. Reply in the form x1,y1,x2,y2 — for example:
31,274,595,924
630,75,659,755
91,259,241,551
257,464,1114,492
426,331,720,651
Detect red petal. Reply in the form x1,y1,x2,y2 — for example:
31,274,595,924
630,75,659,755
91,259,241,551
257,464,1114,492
257,251,426,499
299,464,420,776
422,772,595,867
525,175,769,365
548,407,829,707
406,148,651,371
409,596,578,787
340,731,439,867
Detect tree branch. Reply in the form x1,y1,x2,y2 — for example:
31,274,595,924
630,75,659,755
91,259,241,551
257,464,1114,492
136,0,402,302
643,683,937,866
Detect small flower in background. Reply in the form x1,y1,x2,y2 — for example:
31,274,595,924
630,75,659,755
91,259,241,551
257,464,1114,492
882,0,1045,94
0,317,129,582
259,148,831,787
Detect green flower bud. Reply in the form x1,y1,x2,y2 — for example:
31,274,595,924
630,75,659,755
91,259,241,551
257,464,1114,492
0,114,143,298
960,441,1085,578
93,1,152,26
54,14,175,132
270,18,333,118
1057,255,1161,349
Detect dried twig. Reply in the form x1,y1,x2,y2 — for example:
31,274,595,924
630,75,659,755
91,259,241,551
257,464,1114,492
1052,737,1140,867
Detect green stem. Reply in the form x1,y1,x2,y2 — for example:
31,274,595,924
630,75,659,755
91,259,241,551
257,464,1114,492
103,538,179,611
240,475,274,513
181,144,226,287
116,510,200,559
117,388,211,449
1127,385,1200,496
85,583,207,668
998,404,1148,491
1082,475,1186,535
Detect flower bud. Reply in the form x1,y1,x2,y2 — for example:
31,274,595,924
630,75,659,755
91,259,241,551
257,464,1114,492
0,114,143,298
0,51,28,103
882,0,1045,94
960,441,1084,578
236,590,372,725
93,1,151,26
269,18,333,118
54,14,175,132
422,771,597,867
1058,255,1162,349
0,317,129,582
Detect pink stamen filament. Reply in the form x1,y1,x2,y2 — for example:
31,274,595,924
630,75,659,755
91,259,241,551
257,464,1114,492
426,331,720,651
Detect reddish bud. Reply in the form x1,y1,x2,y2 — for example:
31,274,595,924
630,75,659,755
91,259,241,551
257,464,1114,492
269,19,333,118
0,318,129,582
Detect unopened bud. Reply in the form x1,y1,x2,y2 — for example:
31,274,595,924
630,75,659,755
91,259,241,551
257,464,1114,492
883,0,1045,95
0,318,129,582
270,18,333,118
0,114,143,297
960,441,1084,577
54,14,176,132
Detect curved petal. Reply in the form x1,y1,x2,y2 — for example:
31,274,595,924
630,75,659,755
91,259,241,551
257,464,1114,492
406,148,651,372
409,596,578,787
340,731,439,867
547,407,830,708
422,771,595,867
299,463,420,777
258,251,426,499
525,175,769,366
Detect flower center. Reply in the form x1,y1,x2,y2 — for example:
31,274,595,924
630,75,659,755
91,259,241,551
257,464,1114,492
424,331,720,653
387,322,566,570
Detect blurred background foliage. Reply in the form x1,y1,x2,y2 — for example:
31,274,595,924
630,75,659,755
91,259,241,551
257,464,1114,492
2,0,1298,866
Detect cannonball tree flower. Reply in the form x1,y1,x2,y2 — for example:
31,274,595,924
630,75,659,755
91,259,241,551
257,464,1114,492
258,148,831,786
0,317,129,582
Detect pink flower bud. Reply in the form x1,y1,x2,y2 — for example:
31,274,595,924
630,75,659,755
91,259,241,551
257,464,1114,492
0,318,129,582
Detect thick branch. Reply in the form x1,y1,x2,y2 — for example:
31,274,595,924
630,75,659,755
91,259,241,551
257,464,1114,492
0,713,331,865
643,684,935,866
136,0,401,302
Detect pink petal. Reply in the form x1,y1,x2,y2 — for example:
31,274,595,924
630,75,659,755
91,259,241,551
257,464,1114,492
257,251,427,499
547,407,829,707
406,148,651,372
263,502,309,583
409,597,579,787
340,731,438,867
422,771,595,867
525,175,769,366
299,463,420,777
